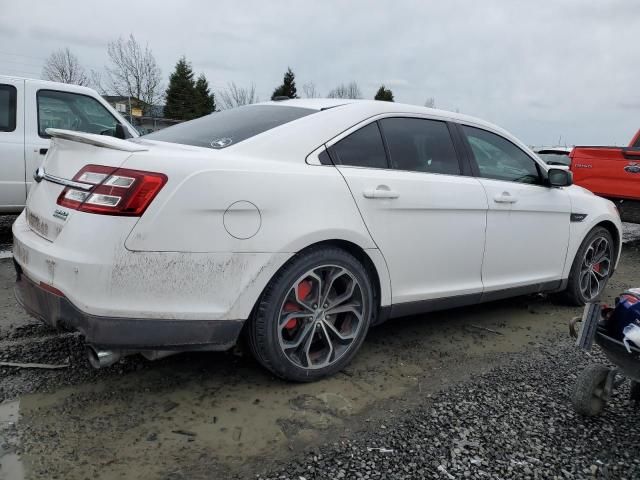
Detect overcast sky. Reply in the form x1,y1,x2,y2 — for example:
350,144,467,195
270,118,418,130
1,0,638,146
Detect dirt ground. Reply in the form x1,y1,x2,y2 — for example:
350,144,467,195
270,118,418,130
0,216,639,479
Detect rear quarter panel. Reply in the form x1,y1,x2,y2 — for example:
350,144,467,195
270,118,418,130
123,149,392,311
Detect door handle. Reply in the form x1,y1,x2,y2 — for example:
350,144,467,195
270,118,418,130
363,186,399,199
493,191,518,204
39,148,48,155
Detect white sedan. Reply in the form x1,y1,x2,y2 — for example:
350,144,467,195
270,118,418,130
12,99,622,381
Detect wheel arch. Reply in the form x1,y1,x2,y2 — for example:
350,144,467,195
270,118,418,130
595,220,621,266
247,238,392,327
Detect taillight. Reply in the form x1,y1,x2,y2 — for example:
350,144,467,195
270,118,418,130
57,164,167,216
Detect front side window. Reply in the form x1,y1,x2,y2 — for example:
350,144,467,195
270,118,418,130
37,90,119,137
330,122,388,169
143,105,315,149
0,84,17,132
462,126,541,184
380,117,460,175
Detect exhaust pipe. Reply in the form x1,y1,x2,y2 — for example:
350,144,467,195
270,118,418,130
86,346,122,369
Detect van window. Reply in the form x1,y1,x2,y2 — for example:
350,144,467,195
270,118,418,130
37,90,120,138
0,84,17,132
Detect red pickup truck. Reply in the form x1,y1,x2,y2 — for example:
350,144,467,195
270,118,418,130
570,129,640,223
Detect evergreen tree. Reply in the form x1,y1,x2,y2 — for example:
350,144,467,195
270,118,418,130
194,74,216,117
164,57,196,120
374,85,394,102
271,67,298,99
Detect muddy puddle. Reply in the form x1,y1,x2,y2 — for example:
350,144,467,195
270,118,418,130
0,400,23,480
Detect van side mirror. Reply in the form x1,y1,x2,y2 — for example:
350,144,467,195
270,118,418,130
114,123,127,139
547,168,573,187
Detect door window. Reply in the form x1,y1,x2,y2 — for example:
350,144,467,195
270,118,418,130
330,122,388,169
0,84,17,132
462,125,541,184
380,118,460,175
37,90,120,138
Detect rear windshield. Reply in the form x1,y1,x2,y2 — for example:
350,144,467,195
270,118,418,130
142,105,315,149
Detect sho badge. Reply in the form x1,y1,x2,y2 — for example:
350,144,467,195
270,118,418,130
53,209,69,221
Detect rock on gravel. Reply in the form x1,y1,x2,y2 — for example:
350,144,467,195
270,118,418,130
255,341,640,480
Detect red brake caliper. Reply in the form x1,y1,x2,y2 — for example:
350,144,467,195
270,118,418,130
284,280,313,330
593,263,601,273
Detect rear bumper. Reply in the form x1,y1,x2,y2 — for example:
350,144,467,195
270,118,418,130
14,260,243,351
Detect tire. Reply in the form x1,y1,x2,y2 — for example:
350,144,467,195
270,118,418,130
247,247,374,382
630,381,640,402
572,364,611,416
564,226,615,306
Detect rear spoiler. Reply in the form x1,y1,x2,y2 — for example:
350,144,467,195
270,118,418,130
46,128,148,152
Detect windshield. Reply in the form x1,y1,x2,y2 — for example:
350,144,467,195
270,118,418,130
142,105,315,149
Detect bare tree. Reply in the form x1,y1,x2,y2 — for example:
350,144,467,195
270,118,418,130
217,82,258,109
104,34,162,112
42,48,89,86
302,82,319,99
327,81,362,99
424,97,436,108
89,69,107,94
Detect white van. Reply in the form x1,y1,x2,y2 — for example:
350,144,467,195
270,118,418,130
0,75,139,213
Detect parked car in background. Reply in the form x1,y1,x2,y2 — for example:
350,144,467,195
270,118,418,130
0,75,138,213
570,129,640,223
535,146,572,166
13,100,622,381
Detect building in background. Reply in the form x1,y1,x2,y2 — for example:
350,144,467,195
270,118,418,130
102,95,181,134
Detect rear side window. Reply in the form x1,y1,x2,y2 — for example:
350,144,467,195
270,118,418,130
633,134,640,148
143,105,315,149
37,90,120,138
380,118,460,175
331,122,388,169
0,84,17,132
462,126,541,184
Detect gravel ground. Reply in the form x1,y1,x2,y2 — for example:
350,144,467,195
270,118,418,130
254,342,640,480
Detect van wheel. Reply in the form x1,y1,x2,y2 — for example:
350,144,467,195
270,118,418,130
247,247,373,382
564,226,614,306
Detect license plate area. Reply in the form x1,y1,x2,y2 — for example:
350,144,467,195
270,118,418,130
26,207,61,242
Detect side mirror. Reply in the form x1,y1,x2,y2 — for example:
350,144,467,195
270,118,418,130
547,168,573,187
114,123,127,139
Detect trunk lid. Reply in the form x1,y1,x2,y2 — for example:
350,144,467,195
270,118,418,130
25,129,148,242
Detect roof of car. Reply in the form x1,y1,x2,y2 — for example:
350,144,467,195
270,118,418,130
258,98,536,154
260,98,505,135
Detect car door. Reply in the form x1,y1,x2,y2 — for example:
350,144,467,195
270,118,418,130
459,125,571,296
24,85,124,196
330,117,488,314
0,80,26,211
